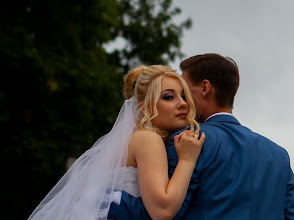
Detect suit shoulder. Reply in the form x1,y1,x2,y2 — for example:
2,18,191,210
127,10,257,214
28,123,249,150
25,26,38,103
251,130,289,155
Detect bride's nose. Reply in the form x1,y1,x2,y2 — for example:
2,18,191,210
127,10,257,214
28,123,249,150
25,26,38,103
177,97,188,109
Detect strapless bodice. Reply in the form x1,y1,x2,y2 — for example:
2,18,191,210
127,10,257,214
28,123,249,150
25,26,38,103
122,166,140,197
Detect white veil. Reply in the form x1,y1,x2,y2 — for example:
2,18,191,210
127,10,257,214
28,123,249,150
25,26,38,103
28,97,138,220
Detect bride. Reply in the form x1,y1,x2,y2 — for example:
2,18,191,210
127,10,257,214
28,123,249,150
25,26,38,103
28,65,205,220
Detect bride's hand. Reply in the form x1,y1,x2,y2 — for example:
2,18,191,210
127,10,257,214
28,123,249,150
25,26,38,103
174,130,205,163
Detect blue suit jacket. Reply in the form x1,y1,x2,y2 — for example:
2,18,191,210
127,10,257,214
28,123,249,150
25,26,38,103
108,115,294,219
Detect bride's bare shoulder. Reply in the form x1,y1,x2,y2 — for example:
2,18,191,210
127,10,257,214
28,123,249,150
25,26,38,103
128,130,165,158
129,129,164,148
131,129,162,140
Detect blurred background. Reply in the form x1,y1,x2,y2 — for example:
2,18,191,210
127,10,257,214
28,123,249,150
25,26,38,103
1,0,293,219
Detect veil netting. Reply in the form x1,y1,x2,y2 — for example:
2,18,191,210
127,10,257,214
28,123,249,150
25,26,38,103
28,97,138,220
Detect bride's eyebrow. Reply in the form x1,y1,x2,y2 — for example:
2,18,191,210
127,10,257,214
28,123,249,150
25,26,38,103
161,89,175,93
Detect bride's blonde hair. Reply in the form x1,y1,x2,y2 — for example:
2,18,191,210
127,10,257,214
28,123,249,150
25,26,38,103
124,65,200,135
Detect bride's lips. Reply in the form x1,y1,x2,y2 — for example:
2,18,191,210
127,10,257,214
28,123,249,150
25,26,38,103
176,113,188,118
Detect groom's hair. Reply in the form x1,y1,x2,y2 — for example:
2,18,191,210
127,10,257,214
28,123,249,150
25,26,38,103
180,53,239,108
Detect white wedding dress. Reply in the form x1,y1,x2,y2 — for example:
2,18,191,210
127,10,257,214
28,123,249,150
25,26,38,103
122,167,141,197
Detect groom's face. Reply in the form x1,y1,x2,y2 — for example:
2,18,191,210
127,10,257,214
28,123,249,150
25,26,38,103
182,70,203,121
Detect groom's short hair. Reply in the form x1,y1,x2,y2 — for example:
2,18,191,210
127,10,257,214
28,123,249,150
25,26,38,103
180,53,239,108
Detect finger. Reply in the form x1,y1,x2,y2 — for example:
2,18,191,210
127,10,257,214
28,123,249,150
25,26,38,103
181,130,189,139
198,132,206,145
178,132,184,142
193,133,199,139
177,131,183,139
174,132,182,145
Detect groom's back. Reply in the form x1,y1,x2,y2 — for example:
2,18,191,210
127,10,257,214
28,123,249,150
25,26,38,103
181,116,291,220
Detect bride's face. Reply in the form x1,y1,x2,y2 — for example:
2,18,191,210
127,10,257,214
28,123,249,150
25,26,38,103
151,77,189,134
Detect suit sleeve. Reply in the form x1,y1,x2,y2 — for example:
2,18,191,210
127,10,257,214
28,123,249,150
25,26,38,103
108,191,152,219
285,161,294,219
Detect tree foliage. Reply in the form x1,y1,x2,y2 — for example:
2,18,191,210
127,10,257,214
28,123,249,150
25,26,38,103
0,0,191,218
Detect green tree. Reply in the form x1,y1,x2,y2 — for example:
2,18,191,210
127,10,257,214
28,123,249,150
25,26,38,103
110,0,191,72
0,0,191,218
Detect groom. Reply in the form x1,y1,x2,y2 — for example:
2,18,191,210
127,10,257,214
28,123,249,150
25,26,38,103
108,53,294,219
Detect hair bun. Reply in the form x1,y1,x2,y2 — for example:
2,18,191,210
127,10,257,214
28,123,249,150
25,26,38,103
123,66,147,99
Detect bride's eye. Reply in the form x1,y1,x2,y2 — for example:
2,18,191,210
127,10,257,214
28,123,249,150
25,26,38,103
163,95,174,100
181,94,186,100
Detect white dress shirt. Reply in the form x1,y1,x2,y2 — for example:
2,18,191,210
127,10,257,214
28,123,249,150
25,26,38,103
204,112,235,122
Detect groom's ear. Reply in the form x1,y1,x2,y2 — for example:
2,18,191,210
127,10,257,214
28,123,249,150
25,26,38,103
201,80,211,97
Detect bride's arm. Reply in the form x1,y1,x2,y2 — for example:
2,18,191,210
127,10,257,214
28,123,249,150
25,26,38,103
130,129,205,220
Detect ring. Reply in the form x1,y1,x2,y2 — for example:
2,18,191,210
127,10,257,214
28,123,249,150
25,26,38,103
194,134,198,138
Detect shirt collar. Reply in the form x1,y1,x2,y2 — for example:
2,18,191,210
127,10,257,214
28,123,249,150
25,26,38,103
204,112,235,122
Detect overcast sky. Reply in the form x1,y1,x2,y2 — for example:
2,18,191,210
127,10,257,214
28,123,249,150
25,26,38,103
170,0,294,168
